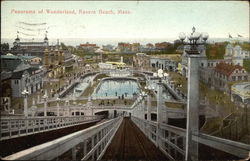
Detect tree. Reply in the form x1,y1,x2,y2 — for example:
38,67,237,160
243,59,250,72
60,42,68,50
1,43,9,52
173,39,182,48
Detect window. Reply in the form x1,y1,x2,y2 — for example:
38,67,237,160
244,76,248,80
232,76,236,81
14,80,19,84
238,76,242,81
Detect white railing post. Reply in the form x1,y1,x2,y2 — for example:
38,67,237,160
147,94,151,121
185,55,200,161
91,135,95,160
174,134,177,158
83,140,87,157
23,95,28,117
72,146,76,160
18,120,20,136
142,98,145,120
157,82,163,124
56,98,60,116
25,118,28,134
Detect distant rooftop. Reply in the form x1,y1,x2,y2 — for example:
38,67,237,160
232,82,250,98
215,62,244,76
1,55,38,60
11,67,41,79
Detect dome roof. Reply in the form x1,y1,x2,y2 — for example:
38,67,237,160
95,48,104,53
235,45,241,49
226,43,233,48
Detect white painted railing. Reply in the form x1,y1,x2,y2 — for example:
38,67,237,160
131,116,186,160
131,116,250,160
2,117,123,160
0,115,102,141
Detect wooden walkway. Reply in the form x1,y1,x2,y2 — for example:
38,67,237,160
102,117,169,160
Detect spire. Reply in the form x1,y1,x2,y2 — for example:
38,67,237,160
15,31,20,41
192,26,196,35
44,31,48,41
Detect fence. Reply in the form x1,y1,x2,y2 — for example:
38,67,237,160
131,116,250,160
0,115,102,141
214,111,249,142
2,117,123,160
131,116,186,160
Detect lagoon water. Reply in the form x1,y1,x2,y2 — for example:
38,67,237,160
94,79,140,98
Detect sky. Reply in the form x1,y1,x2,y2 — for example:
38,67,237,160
1,1,249,40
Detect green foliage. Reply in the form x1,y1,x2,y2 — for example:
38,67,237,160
206,43,226,59
72,48,92,58
144,40,182,55
1,43,9,51
243,59,250,72
240,42,250,50
60,42,68,50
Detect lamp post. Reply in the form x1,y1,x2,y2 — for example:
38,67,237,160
56,97,61,116
139,91,147,120
21,89,29,117
42,90,48,117
153,69,168,124
65,98,70,116
134,96,140,118
132,98,140,118
179,27,208,161
37,91,41,103
73,92,77,116
145,86,154,121
163,72,169,82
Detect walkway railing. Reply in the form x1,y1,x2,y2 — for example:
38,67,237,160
0,115,102,141
131,116,186,160
2,117,123,160
162,79,186,101
131,116,250,160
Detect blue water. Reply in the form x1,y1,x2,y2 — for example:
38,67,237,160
94,79,140,98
